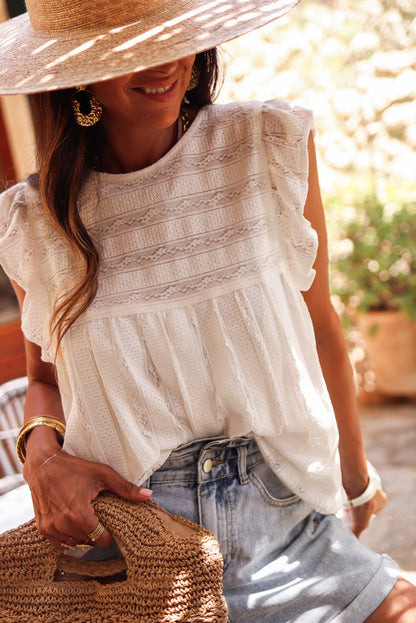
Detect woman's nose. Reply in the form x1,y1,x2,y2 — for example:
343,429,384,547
150,60,179,75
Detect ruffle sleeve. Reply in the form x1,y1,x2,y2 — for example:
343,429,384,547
0,183,31,289
262,100,318,291
0,182,56,362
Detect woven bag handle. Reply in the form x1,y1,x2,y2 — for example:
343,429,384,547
56,553,127,578
51,492,215,580
94,492,210,541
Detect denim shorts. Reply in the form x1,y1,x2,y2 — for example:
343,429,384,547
89,436,399,622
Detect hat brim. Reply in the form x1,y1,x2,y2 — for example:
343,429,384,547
0,0,300,94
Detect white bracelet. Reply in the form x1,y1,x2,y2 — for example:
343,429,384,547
345,461,382,508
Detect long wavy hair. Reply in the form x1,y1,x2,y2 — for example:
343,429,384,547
30,49,222,350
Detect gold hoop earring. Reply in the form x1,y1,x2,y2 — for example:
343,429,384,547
71,86,102,127
187,66,199,92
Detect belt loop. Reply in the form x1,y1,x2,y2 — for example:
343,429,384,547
237,444,249,485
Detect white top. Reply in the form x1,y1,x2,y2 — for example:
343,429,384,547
0,100,344,513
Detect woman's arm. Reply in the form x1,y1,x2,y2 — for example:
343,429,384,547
301,135,387,537
11,280,152,547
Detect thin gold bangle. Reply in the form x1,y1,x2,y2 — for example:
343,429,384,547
27,451,60,489
16,416,66,465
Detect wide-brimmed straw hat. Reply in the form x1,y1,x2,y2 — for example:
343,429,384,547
0,0,301,95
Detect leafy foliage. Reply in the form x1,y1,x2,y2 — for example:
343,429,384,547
329,192,416,318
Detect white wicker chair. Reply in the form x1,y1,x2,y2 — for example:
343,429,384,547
0,376,28,494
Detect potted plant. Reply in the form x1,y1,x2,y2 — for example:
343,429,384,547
329,191,416,398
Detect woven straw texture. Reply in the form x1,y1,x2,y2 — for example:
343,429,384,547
0,492,228,622
0,0,300,94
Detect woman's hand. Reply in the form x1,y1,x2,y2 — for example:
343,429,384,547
24,428,152,548
343,488,388,538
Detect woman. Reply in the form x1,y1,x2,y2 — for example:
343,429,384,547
0,0,415,620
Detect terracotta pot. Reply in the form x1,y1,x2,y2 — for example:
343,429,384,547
357,311,416,396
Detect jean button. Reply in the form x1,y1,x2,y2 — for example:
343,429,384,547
202,458,213,473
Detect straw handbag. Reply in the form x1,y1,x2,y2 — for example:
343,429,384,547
0,492,228,622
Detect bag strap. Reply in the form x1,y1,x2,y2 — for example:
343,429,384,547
92,493,218,576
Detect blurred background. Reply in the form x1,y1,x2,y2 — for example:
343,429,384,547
0,0,415,580
220,0,416,404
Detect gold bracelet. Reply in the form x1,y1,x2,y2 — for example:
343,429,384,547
16,416,66,465
27,452,60,489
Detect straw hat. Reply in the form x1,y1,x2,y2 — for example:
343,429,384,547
0,0,301,95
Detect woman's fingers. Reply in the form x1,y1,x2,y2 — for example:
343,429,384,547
31,486,107,546
84,517,112,548
26,450,152,547
349,489,388,538
96,462,153,503
82,462,153,547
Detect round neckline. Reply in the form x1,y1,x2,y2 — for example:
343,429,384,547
92,105,207,185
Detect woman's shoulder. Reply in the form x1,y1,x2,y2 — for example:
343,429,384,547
0,177,43,279
0,180,27,209
0,177,40,226
0,181,27,240
191,101,314,163
204,98,313,129
261,99,314,141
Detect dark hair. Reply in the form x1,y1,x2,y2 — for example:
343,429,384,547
30,48,221,349
187,49,222,108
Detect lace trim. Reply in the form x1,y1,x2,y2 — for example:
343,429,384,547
89,250,283,312
91,136,262,197
99,215,272,275
87,175,267,237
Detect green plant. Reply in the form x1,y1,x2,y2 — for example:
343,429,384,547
329,192,416,319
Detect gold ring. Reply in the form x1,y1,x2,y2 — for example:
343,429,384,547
60,536,76,549
87,520,105,542
60,542,73,550
60,540,94,551
74,544,94,551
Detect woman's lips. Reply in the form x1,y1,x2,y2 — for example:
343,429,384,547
134,79,178,101
142,83,174,94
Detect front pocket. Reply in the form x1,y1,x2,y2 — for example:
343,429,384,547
249,459,301,506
